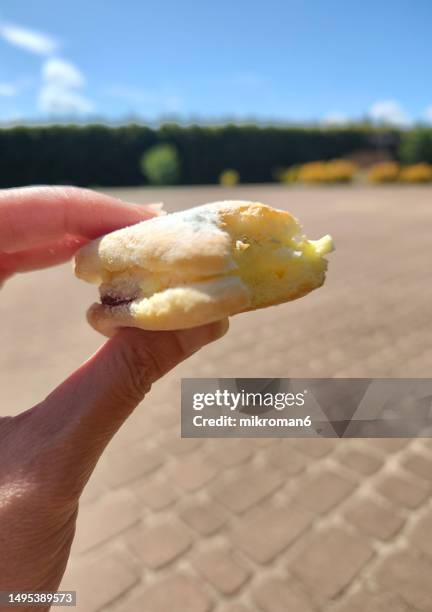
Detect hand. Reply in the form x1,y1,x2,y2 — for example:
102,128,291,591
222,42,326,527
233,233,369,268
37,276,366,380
0,187,228,610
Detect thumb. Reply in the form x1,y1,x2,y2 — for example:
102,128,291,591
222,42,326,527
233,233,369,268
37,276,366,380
26,319,228,495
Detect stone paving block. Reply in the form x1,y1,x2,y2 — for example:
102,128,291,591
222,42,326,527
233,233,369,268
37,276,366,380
246,438,274,449
127,521,192,569
409,512,432,558
102,442,163,488
72,489,140,554
180,502,226,535
266,442,309,475
335,589,412,612
171,454,218,492
151,402,179,429
376,473,431,509
344,497,405,540
337,447,383,475
61,547,139,612
207,439,255,467
212,468,284,513
252,577,316,612
218,605,249,612
192,549,250,594
131,478,178,511
402,451,432,483
376,551,432,611
293,469,356,514
232,504,314,564
127,574,212,612
292,438,336,458
160,429,203,455
290,527,374,601
364,439,411,454
80,473,106,506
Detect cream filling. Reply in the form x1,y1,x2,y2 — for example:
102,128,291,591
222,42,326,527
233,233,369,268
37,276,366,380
99,233,334,310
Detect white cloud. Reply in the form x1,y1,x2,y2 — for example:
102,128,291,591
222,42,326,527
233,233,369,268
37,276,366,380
0,22,58,55
0,82,16,96
39,57,92,116
43,58,85,88
368,99,411,126
321,112,349,126
39,85,93,114
0,18,93,117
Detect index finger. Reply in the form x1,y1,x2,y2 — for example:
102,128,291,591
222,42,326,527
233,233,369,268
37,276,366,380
0,186,161,252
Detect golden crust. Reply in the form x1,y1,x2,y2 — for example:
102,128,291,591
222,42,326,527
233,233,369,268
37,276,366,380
74,201,252,283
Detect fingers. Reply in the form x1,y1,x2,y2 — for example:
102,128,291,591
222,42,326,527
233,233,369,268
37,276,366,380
31,319,229,494
0,236,88,281
0,186,160,252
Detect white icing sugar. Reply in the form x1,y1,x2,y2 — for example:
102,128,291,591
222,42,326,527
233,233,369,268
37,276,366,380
123,200,256,236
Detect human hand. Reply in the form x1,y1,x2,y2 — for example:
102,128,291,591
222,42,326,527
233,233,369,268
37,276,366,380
0,187,228,610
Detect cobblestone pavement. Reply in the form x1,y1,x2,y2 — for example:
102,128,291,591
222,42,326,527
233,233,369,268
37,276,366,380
2,185,432,611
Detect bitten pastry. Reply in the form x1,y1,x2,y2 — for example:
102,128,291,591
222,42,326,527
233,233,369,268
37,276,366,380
74,201,333,335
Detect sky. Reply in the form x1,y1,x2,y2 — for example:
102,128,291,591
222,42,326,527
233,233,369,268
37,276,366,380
0,0,431,125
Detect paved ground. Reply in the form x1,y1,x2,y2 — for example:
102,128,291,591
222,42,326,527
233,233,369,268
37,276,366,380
2,184,432,611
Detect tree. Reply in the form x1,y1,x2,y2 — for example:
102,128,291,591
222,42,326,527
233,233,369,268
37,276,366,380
140,143,180,185
399,128,432,164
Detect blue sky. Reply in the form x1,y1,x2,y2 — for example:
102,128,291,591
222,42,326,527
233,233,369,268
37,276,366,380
0,0,431,125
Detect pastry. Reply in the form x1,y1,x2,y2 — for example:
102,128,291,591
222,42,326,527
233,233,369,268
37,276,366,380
75,201,333,335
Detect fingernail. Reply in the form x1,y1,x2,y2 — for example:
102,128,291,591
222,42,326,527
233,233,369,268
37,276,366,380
145,202,166,216
146,202,164,210
121,201,166,218
211,318,230,339
176,318,230,356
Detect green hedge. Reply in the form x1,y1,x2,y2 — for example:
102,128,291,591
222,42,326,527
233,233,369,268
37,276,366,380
399,128,432,165
0,123,401,187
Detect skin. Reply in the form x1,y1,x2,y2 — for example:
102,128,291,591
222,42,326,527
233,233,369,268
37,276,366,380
0,187,229,612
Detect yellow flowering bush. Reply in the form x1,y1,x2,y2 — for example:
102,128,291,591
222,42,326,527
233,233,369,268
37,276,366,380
325,160,357,183
278,165,300,184
297,162,328,183
399,163,432,183
368,162,400,183
219,169,240,186
296,160,356,184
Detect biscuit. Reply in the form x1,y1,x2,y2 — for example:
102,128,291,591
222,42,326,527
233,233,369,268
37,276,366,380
75,201,333,335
